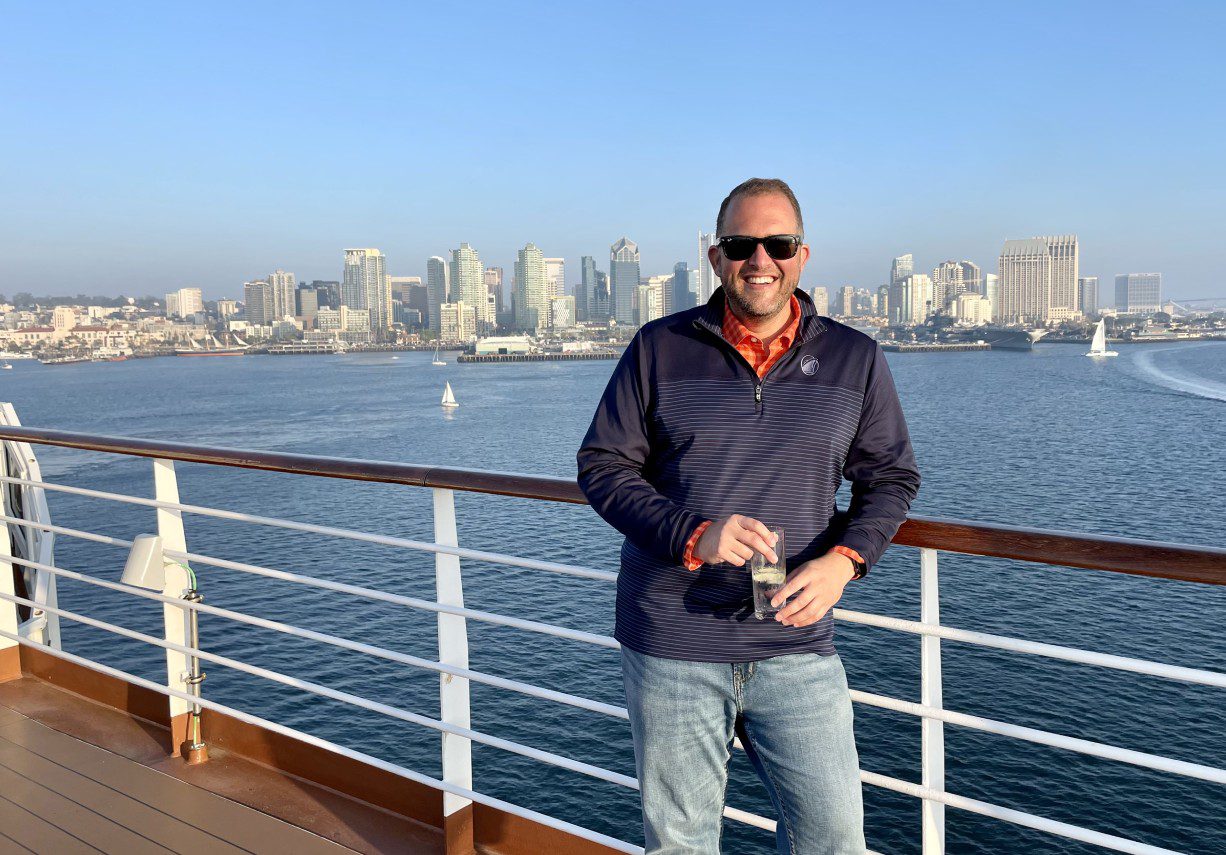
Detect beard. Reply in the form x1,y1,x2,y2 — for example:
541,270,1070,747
721,269,799,321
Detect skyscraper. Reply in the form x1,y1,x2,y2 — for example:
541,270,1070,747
577,256,598,322
164,287,203,319
838,286,855,316
997,236,1080,323
484,267,504,316
1078,276,1099,315
514,243,547,332
1114,273,1162,313
267,270,296,321
889,254,913,325
610,237,640,326
450,243,489,335
671,262,696,314
811,287,829,316
593,271,610,322
697,231,719,304
930,261,981,309
544,258,565,300
342,249,390,336
426,256,449,335
243,280,273,325
899,274,934,323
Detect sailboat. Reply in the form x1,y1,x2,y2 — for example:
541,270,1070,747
441,381,459,409
1085,320,1118,358
432,343,446,366
1,363,12,370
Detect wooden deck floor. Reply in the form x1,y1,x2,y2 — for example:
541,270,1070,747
0,679,445,854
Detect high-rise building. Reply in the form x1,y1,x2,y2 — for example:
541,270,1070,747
671,262,696,314
243,280,273,325
875,285,889,317
514,243,548,332
450,243,489,335
426,256,449,335
931,261,981,309
953,294,993,325
697,231,719,304
550,295,576,329
543,258,565,301
439,302,477,341
164,287,203,319
1078,276,1099,315
295,287,319,325
1115,273,1162,313
577,256,597,322
899,274,934,323
310,281,341,309
636,283,663,326
484,267,504,317
216,299,238,319
342,249,391,336
810,287,829,315
889,254,913,325
610,237,640,326
592,271,610,323
838,286,855,317
266,270,296,321
983,274,999,317
997,236,1080,323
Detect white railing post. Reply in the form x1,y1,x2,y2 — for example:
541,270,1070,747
433,487,474,853
152,459,196,757
920,547,946,854
0,509,19,678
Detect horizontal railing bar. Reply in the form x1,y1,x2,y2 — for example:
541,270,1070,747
0,514,133,549
849,689,1226,785
0,630,642,855
0,589,636,791
2,424,1221,584
5,554,620,650
0,629,1172,855
836,608,1226,688
0,475,618,582
860,771,1179,855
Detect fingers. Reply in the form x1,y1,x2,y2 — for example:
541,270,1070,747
733,516,778,564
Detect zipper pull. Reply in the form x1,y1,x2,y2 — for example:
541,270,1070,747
754,385,762,403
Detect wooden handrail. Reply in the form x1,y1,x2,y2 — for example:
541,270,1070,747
1,425,1222,586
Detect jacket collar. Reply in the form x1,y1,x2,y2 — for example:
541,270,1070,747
694,286,826,345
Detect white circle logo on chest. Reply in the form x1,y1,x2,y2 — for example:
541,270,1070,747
801,355,820,376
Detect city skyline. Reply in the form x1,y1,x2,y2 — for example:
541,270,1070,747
2,4,1224,299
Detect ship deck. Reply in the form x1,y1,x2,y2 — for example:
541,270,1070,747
0,676,445,854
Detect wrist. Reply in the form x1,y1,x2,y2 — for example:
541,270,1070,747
829,545,867,581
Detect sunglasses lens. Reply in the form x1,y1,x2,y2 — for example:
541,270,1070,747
763,237,799,260
721,238,756,261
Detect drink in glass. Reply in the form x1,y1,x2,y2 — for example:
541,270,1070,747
750,526,786,620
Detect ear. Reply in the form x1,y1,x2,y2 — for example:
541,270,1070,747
707,243,723,281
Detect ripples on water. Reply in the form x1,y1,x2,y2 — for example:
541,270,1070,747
4,341,1223,854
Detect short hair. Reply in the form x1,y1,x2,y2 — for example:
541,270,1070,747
716,178,804,238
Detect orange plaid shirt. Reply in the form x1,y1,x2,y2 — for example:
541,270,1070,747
680,295,863,573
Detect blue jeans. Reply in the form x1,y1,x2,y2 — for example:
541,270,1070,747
621,647,865,855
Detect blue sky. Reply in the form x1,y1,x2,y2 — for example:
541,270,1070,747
2,1,1223,301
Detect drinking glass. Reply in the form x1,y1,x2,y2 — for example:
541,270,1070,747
750,525,786,620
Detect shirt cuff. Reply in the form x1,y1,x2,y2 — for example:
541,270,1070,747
682,521,712,571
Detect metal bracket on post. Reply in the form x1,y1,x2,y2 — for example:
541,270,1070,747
152,459,204,761
433,488,474,855
920,547,946,855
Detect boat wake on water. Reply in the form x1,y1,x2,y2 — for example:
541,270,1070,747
1131,344,1226,403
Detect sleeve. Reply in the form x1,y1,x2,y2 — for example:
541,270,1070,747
576,332,708,564
838,344,921,568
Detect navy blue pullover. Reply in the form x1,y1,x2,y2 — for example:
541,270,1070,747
577,287,920,662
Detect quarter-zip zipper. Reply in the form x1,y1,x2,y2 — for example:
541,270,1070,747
693,313,820,411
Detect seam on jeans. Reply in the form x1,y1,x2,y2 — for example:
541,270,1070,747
741,719,798,855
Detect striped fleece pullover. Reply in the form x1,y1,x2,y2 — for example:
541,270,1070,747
577,287,920,662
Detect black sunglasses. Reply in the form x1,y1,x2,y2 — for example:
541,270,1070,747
717,234,803,262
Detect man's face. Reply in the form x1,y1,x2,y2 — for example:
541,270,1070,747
708,192,810,322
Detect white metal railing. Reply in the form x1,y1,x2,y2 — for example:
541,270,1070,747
0,454,1221,855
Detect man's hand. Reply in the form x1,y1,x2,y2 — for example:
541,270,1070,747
694,515,778,567
772,552,856,628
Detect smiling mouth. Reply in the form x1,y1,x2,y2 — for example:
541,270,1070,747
742,275,777,287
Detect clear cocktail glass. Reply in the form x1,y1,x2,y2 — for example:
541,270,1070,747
750,525,786,620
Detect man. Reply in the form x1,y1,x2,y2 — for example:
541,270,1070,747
577,178,919,854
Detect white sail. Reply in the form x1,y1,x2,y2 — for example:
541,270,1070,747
432,343,446,366
1086,320,1118,357
441,381,458,407
232,333,250,348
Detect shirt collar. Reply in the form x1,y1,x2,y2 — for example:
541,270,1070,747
722,294,801,349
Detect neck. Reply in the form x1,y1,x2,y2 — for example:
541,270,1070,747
726,299,794,342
